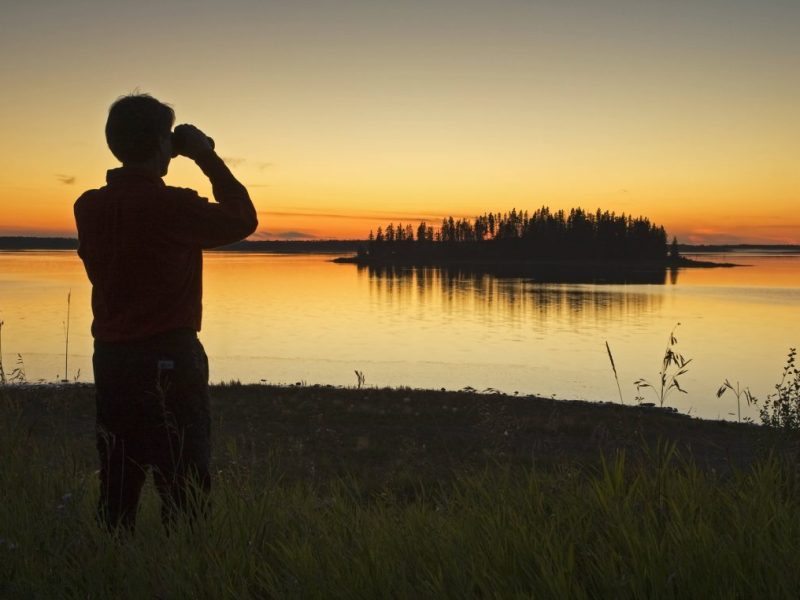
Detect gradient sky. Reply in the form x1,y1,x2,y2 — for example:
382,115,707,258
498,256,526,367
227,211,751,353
1,0,798,243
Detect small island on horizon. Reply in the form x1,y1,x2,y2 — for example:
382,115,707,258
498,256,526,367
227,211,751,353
333,207,739,283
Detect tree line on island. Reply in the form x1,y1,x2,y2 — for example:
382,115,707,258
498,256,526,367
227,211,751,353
363,207,676,262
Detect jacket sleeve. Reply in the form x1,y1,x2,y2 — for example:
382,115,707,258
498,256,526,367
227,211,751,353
163,151,259,249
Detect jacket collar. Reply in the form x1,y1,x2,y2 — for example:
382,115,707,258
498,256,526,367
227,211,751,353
106,166,165,186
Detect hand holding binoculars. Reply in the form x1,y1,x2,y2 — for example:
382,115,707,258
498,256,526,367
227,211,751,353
171,124,215,158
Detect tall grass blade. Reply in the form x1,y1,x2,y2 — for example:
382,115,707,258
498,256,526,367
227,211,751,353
63,290,71,382
605,341,624,405
0,320,5,384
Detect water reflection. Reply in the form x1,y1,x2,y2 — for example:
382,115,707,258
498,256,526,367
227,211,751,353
361,262,677,284
361,264,665,324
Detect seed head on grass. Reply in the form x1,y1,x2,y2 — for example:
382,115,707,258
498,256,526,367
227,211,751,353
717,379,756,423
354,370,366,389
634,323,692,408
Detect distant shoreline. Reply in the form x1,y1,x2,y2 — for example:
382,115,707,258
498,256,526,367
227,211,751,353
0,237,364,254
1,236,798,256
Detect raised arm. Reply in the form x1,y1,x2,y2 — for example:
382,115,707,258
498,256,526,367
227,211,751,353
165,124,259,249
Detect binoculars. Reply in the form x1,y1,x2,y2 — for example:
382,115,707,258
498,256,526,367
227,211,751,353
171,127,215,158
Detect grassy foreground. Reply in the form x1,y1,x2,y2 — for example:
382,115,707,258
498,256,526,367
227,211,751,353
2,384,799,599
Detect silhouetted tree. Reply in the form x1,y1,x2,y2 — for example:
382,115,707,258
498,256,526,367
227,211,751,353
365,207,669,261
670,236,680,259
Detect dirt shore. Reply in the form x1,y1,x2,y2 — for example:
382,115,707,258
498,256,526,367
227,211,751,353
4,383,787,493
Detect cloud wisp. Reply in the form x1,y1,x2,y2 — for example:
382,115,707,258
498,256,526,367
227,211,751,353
258,209,464,223
222,157,247,168
675,224,800,245
221,158,274,170
252,230,318,240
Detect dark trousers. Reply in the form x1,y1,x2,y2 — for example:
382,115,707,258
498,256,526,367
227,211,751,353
94,329,211,531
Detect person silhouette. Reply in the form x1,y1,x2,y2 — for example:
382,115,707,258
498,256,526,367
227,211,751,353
74,93,258,531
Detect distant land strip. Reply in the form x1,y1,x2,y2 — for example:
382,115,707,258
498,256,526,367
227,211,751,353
1,237,799,254
0,237,365,253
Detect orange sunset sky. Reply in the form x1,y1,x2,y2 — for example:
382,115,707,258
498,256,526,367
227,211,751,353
1,0,798,243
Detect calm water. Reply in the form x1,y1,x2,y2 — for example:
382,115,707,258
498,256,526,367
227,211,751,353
1,250,798,420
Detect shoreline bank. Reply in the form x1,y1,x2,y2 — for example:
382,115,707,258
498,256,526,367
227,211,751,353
2,382,778,481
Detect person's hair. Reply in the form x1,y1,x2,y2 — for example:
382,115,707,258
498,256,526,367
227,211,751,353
105,93,175,163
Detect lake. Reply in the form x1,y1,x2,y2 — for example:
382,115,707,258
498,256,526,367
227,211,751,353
1,250,798,421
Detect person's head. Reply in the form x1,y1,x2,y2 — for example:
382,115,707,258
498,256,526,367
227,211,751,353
105,93,175,174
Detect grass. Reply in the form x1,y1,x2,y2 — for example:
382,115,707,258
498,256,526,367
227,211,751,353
2,384,799,598
757,348,800,431
0,319,5,383
634,324,692,407
605,340,625,404
62,290,71,383
717,379,757,424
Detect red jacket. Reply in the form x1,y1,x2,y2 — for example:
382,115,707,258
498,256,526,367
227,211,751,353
74,151,258,342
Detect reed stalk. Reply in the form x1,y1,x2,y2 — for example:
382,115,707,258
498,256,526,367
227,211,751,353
605,341,624,404
62,290,71,382
0,320,5,384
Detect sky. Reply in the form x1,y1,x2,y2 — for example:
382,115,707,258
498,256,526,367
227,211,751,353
0,0,798,243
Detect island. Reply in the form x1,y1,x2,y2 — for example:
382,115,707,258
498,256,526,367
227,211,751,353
334,207,736,283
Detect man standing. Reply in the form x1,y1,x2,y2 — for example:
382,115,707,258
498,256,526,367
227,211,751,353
74,93,258,530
